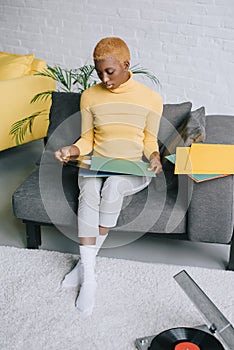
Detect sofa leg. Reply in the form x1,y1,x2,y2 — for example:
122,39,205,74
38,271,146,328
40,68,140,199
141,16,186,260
227,237,234,271
25,222,41,249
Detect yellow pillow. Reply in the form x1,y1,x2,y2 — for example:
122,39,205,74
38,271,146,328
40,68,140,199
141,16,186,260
0,52,35,80
30,58,47,74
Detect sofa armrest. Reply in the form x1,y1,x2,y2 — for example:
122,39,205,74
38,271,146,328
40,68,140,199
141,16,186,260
187,175,234,244
0,75,56,151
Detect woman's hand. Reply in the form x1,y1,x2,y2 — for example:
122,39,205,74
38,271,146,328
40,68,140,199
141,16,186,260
54,145,80,163
148,151,162,174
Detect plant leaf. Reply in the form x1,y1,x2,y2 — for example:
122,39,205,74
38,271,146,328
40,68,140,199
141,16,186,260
9,110,47,145
33,67,57,80
130,64,161,87
34,65,75,92
30,90,53,104
72,65,97,91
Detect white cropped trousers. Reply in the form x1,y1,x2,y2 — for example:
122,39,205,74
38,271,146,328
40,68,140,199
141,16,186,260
77,175,151,237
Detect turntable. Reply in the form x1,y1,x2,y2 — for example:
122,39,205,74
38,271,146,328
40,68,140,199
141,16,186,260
135,270,234,350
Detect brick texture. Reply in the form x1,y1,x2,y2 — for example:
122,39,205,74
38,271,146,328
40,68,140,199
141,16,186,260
1,0,234,114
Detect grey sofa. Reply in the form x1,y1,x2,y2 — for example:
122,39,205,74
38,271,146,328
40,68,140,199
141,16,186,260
12,92,234,270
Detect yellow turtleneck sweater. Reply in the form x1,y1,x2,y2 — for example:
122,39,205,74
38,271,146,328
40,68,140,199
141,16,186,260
74,72,163,161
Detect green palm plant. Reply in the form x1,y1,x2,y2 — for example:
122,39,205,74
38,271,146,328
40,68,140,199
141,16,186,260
10,64,160,145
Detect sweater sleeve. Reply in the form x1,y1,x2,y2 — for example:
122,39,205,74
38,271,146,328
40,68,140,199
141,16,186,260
73,90,94,155
143,93,163,160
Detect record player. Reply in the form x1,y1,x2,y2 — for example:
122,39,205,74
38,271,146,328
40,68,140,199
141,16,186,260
135,270,234,350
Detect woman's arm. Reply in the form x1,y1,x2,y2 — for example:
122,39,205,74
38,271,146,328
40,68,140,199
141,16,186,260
73,90,94,155
144,93,163,174
54,90,94,163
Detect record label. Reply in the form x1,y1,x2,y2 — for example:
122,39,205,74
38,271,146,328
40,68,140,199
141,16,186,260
175,342,200,350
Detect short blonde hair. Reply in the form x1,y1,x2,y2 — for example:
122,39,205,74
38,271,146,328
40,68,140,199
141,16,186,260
93,37,130,63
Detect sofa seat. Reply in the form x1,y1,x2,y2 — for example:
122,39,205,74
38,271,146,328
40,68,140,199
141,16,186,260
12,162,187,236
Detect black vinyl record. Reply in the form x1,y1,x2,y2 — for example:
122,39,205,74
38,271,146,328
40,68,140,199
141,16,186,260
149,327,225,350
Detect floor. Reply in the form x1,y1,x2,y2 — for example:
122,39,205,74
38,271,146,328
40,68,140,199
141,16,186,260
0,139,230,270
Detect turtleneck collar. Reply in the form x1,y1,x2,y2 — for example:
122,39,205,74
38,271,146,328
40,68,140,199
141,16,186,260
107,71,135,94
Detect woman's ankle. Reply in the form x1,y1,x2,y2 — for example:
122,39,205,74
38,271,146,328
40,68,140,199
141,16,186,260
99,225,109,235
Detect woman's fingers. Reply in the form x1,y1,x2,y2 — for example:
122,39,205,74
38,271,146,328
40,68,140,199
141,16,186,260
54,147,71,163
148,158,162,174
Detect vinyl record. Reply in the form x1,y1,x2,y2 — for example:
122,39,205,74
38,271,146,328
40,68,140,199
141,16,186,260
149,327,225,350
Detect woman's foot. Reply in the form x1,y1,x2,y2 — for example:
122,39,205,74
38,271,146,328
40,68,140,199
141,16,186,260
75,245,97,315
61,259,83,289
75,279,97,316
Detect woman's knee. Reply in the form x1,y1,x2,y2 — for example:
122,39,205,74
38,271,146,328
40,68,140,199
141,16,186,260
101,176,131,202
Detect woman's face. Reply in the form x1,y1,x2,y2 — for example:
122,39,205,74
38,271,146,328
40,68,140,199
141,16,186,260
94,57,130,90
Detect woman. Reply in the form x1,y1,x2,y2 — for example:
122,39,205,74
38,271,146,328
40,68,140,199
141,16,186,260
54,37,163,315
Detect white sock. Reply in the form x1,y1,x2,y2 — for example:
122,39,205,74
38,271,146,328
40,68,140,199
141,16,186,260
76,245,98,315
96,233,108,256
61,234,108,289
61,259,83,288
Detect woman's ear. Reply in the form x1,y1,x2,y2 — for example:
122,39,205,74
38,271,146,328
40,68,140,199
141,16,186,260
123,61,130,70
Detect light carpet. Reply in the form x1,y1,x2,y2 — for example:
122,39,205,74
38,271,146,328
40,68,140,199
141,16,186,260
0,246,233,350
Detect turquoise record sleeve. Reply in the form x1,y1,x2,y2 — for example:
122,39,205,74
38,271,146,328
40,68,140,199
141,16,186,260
90,156,156,177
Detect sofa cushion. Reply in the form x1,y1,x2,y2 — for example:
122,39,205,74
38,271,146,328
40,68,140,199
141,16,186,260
115,179,187,234
12,165,79,228
46,91,82,151
161,106,206,159
30,58,47,74
160,106,206,188
158,101,192,148
182,106,206,144
0,52,34,80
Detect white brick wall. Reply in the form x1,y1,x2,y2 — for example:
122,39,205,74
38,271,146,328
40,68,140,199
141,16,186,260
1,0,234,114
